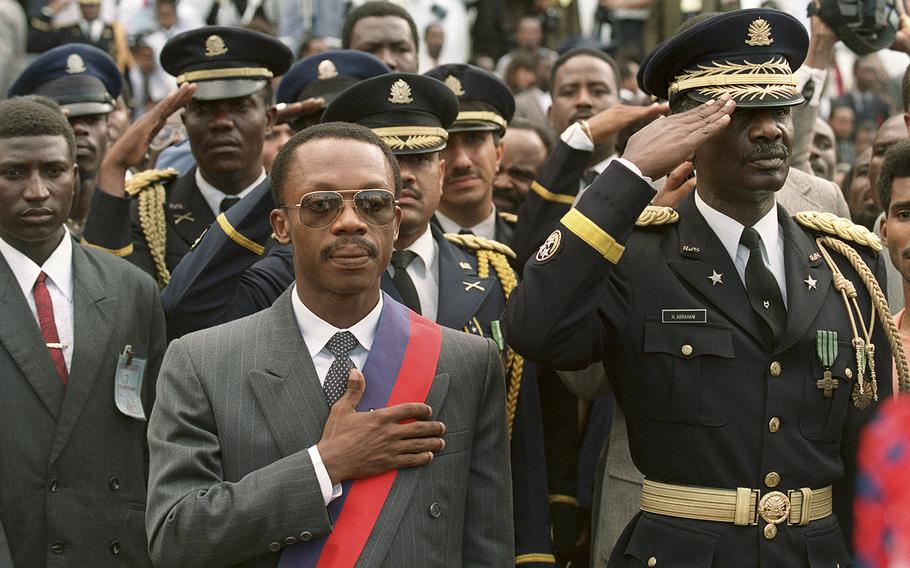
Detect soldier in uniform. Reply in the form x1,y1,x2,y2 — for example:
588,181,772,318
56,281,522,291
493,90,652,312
8,43,123,238
424,64,518,246
503,9,905,567
28,0,131,74
80,26,292,288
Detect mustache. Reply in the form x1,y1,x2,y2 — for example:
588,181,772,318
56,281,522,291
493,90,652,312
744,142,790,162
401,182,423,200
447,167,480,181
320,236,379,260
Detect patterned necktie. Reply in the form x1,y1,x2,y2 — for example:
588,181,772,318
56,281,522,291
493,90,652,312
390,250,422,314
323,331,357,406
740,227,786,348
220,196,241,213
33,272,68,386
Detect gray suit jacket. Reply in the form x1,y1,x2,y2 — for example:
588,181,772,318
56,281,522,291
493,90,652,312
0,241,165,567
146,289,514,568
777,166,850,219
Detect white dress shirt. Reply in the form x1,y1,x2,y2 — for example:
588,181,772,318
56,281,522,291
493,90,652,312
694,190,788,304
435,208,498,241
388,226,439,322
195,168,266,217
291,289,384,506
0,231,74,370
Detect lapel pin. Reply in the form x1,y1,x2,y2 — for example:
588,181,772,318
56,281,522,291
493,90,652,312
805,275,817,290
174,212,195,224
809,251,821,263
708,270,723,286
763,300,770,309
681,245,701,254
459,261,472,271
463,281,485,292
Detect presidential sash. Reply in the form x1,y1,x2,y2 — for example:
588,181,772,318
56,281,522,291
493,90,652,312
279,294,443,567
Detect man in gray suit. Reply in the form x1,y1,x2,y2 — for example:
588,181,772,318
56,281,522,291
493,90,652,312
146,121,513,567
0,99,165,566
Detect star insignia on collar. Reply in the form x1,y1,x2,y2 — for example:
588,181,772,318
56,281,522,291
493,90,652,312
708,270,723,286
805,275,817,290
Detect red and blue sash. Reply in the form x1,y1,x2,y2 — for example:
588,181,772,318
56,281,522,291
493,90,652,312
278,293,442,568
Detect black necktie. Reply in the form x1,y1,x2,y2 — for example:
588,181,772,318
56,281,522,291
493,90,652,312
323,331,357,406
220,196,240,213
391,250,422,314
458,228,475,235
581,168,599,187
740,227,786,348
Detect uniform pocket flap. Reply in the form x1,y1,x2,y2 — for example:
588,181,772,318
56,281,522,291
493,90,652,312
806,523,851,567
624,514,720,567
643,319,735,359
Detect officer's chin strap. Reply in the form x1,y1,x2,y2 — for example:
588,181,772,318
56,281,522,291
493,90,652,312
816,236,910,395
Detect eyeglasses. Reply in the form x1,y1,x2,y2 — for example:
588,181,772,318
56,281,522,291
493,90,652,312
281,189,398,229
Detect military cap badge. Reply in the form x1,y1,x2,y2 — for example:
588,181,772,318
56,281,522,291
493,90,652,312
388,79,413,104
317,59,338,80
65,53,86,74
204,35,228,57
444,75,465,96
745,18,774,46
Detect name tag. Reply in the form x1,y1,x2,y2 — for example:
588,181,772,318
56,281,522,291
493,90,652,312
115,345,147,421
661,309,707,324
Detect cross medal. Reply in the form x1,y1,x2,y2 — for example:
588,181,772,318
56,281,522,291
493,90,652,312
815,330,839,397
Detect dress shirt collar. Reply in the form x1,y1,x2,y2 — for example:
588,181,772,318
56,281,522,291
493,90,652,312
195,168,266,217
292,288,383,360
0,230,73,301
434,207,497,240
694,189,780,265
402,224,438,271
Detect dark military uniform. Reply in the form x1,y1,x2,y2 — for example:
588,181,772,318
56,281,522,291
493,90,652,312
504,9,898,567
28,4,131,73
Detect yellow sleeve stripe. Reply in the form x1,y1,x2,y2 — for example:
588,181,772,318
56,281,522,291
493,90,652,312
80,239,134,257
548,494,578,506
531,181,575,204
516,553,557,564
560,208,624,264
216,214,265,256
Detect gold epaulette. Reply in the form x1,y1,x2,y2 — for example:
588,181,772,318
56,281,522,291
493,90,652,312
635,205,679,227
795,211,882,252
124,168,179,197
444,233,517,259
499,211,518,225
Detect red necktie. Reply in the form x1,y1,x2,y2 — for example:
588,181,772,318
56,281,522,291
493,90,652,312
33,272,68,387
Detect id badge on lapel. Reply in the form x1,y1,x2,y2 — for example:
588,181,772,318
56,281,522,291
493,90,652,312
115,345,147,421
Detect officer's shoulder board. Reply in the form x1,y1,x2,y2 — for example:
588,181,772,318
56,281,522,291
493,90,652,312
498,211,518,225
635,205,679,227
444,233,517,260
124,168,180,197
795,211,882,252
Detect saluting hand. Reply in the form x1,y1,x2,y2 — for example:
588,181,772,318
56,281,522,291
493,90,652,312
317,368,446,485
622,96,735,180
275,97,326,125
585,102,668,145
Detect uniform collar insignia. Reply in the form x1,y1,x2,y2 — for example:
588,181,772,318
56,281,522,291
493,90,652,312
317,59,338,80
65,53,86,74
459,261,472,271
205,35,228,57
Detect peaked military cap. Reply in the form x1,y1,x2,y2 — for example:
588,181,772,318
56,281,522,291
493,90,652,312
161,26,293,101
321,73,458,155
639,8,808,108
8,43,122,117
277,50,390,106
424,64,514,134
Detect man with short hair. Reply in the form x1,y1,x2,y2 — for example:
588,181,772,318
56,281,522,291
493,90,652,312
29,0,132,72
0,97,165,567
845,147,876,230
342,1,418,73
809,117,837,181
146,121,513,567
493,117,552,214
505,9,896,565
81,26,291,287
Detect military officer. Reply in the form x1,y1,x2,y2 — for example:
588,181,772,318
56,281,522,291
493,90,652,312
80,26,291,288
424,64,518,246
8,43,123,238
503,9,904,567
28,0,131,73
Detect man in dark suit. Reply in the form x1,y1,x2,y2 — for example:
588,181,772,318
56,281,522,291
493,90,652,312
146,121,513,567
28,0,131,72
504,9,900,566
81,26,291,287
0,98,165,566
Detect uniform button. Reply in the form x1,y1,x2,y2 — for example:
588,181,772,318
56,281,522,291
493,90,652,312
764,524,777,540
769,361,781,377
648,557,657,567
48,479,60,493
769,417,780,433
845,368,853,379
108,477,120,491
268,541,281,552
284,536,297,546
50,540,66,554
429,502,442,518
680,344,693,357
764,472,780,488
300,531,313,542
109,541,121,555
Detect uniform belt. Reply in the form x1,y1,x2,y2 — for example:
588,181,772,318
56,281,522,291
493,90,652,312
640,479,832,527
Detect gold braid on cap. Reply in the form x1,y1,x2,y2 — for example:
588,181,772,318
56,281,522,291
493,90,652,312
445,233,522,438
669,57,798,99
126,168,179,288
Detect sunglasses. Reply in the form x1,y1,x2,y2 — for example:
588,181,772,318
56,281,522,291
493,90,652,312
281,189,398,229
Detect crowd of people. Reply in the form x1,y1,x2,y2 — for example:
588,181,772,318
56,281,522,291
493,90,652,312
3,0,910,567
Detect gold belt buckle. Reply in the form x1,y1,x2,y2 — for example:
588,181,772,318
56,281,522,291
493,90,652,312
758,491,791,525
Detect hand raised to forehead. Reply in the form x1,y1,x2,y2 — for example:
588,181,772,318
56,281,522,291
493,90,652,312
622,96,735,180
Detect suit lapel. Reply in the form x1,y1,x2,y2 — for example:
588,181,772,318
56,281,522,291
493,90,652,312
433,227,497,330
168,169,216,246
776,208,831,354
0,256,64,419
666,195,766,344
249,290,328,457
49,243,115,465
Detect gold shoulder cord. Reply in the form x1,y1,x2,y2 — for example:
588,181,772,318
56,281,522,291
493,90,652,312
126,169,179,288
446,233,523,439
